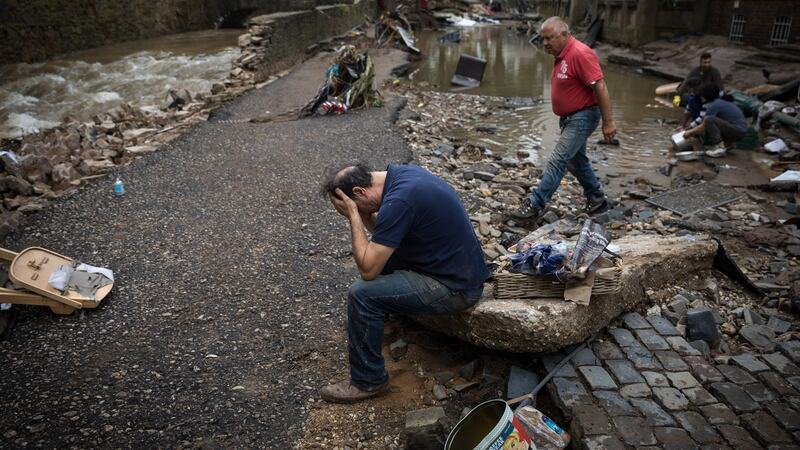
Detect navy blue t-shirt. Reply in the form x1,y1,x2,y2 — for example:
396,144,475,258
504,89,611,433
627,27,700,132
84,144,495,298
371,164,489,294
704,98,747,133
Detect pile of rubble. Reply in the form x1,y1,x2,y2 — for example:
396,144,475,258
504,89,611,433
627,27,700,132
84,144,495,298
647,285,793,356
391,86,800,314
228,21,275,87
0,83,257,237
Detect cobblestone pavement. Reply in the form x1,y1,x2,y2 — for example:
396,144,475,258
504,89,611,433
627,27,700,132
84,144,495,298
545,312,800,449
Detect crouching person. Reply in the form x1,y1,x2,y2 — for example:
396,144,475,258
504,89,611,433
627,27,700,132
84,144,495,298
320,163,489,403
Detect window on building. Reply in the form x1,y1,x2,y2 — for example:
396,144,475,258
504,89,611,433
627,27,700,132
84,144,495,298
729,14,745,43
770,16,792,46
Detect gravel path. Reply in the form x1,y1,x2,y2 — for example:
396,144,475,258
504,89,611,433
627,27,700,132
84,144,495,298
0,50,411,448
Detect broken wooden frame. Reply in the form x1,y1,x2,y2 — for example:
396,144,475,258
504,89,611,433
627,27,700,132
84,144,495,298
0,247,112,315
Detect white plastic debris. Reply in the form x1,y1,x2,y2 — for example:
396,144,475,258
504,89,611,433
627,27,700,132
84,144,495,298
48,265,71,291
764,138,788,154
771,170,800,183
0,150,20,163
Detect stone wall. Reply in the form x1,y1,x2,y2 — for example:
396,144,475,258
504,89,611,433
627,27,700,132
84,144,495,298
229,0,376,86
0,0,351,64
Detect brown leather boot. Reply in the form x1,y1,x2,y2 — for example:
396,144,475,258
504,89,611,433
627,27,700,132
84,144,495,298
320,379,390,404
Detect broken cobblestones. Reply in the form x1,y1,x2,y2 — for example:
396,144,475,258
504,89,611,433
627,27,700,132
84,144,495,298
544,309,800,448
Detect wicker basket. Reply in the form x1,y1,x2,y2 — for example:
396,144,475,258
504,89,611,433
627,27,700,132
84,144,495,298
493,257,622,300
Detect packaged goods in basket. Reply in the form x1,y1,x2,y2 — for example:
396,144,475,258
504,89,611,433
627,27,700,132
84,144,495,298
495,220,620,300
507,219,610,282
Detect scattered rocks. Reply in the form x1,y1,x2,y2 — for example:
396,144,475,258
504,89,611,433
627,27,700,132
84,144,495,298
403,407,446,449
686,307,722,345
505,365,539,399
739,324,777,352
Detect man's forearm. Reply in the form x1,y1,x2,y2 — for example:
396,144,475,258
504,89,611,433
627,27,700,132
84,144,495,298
348,214,371,274
595,80,614,123
686,121,705,137
681,112,690,128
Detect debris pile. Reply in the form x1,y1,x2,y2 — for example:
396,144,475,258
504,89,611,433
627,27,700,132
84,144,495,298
228,21,276,87
377,7,421,54
391,86,800,314
251,45,382,123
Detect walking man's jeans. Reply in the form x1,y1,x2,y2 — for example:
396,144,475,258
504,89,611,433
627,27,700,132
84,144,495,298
704,116,745,145
529,106,603,209
347,270,482,389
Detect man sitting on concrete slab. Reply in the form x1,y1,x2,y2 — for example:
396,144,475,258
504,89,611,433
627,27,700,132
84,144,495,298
677,52,723,96
683,83,747,151
320,163,489,403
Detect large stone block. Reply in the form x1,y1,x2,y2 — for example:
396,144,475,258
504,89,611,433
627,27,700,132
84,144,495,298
415,235,718,352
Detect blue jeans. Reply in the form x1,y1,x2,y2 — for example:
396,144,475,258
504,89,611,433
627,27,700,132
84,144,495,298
529,106,604,209
347,270,482,389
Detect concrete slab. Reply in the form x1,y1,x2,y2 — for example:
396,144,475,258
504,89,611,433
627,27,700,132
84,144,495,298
415,235,718,352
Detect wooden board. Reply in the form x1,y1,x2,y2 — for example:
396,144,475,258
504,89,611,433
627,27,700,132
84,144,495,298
655,82,680,96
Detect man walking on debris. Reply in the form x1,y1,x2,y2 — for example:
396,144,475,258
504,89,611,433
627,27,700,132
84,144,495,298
320,163,489,403
512,16,616,222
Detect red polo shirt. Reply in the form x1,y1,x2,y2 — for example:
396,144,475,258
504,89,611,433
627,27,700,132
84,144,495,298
550,37,604,117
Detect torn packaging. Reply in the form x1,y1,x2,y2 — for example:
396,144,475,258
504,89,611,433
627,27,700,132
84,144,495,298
48,262,114,301
564,220,609,277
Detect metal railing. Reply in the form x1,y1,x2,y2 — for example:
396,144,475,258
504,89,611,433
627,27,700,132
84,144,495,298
729,14,745,43
770,16,792,46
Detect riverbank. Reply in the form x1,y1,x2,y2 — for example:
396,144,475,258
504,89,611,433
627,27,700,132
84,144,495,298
0,9,379,241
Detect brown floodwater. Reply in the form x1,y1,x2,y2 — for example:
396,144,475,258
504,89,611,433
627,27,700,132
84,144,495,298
409,27,692,188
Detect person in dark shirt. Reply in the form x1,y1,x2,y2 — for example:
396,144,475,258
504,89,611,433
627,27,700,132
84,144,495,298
678,52,724,96
319,163,489,403
678,77,704,129
684,83,748,149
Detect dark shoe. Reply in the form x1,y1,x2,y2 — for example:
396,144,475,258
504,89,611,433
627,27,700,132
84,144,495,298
586,194,610,214
510,198,542,221
320,379,390,404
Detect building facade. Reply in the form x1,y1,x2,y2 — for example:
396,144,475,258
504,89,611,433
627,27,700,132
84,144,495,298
532,0,797,47
706,0,798,47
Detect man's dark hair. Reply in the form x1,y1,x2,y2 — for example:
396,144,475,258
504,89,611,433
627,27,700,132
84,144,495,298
684,76,702,88
699,83,720,102
320,163,373,198
700,52,712,60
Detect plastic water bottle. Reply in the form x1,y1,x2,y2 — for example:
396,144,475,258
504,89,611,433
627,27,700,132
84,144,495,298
113,178,125,196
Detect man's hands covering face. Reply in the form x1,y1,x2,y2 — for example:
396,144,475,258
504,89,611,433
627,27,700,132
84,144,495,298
330,188,358,219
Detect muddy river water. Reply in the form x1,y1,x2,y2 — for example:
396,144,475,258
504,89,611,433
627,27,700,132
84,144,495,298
409,27,688,187
0,29,241,139
3,25,764,188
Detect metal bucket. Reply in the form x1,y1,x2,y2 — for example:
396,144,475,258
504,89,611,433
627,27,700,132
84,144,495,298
445,399,533,450
672,131,692,151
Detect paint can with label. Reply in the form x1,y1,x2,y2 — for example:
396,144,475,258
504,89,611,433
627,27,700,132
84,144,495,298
445,399,532,450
